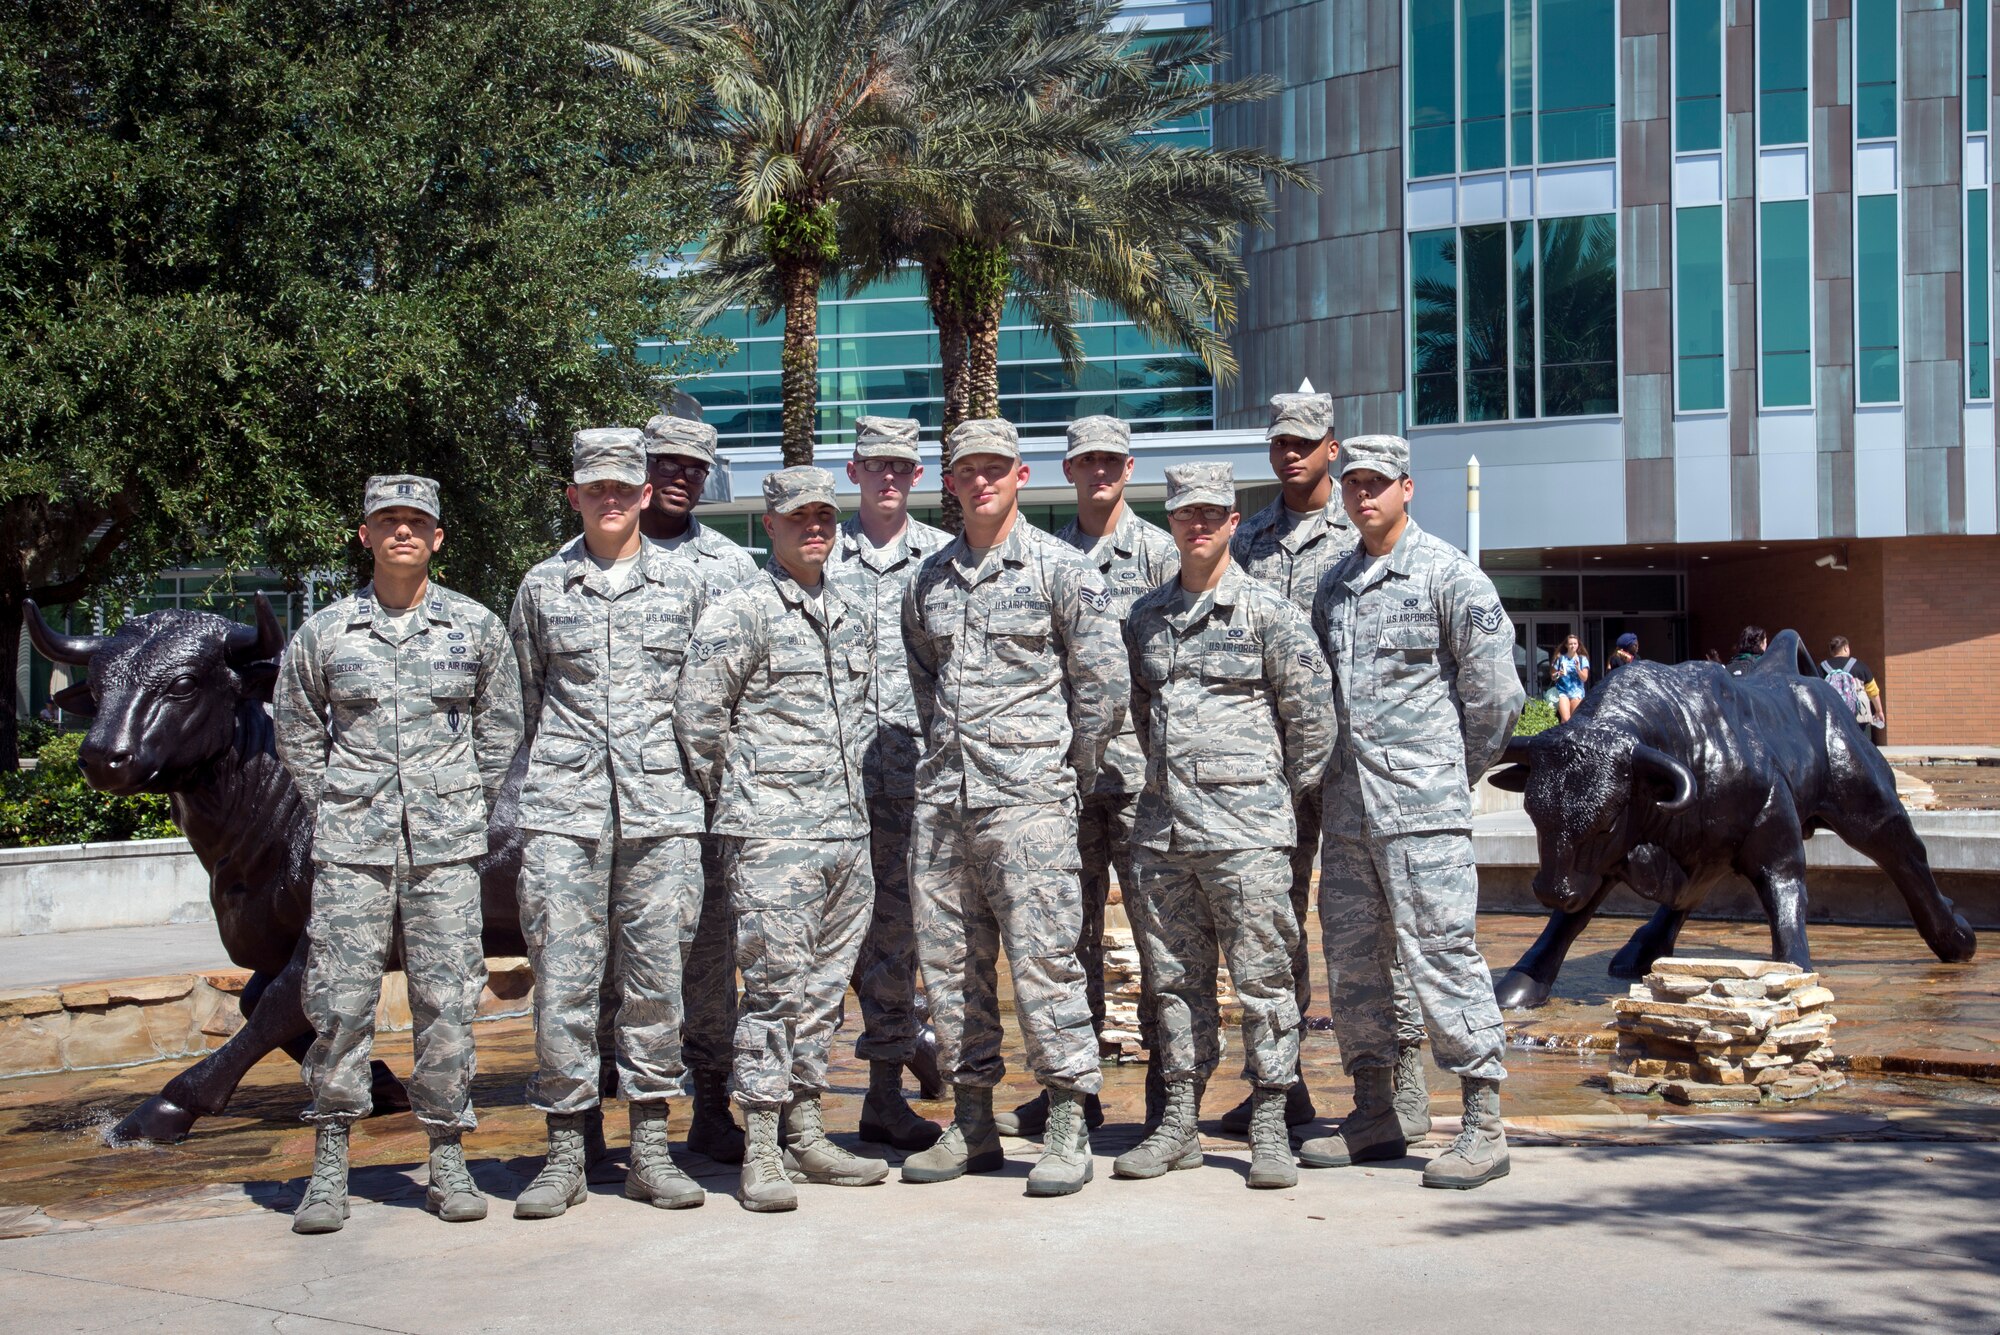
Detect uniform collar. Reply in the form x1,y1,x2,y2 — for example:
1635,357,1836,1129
558,534,656,597
1165,560,1247,632
948,517,1032,586
1275,495,1347,555
350,582,451,629
1065,505,1141,562
840,513,944,571
1346,519,1424,592
769,561,844,628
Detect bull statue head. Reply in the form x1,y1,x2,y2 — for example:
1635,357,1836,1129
26,594,284,795
1488,725,1697,912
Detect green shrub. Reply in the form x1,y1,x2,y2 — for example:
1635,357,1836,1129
0,734,178,848
1514,698,1559,737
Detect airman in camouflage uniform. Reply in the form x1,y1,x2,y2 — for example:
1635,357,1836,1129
1303,434,1525,1191
275,474,522,1234
1111,462,1332,1191
676,466,887,1212
507,429,711,1218
992,416,1177,1140
826,415,950,1151
641,412,760,1163
1230,388,1432,1140
899,418,1128,1198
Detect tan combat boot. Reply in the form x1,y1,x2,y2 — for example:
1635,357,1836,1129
424,1132,487,1222
736,1108,798,1212
1245,1087,1297,1189
783,1092,889,1185
1025,1088,1093,1197
901,1084,1006,1183
1422,1077,1511,1190
625,1101,705,1209
1395,1042,1434,1141
291,1122,350,1235
1113,1077,1201,1179
514,1113,590,1219
1298,1065,1407,1168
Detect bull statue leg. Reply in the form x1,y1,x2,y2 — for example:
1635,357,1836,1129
1607,905,1693,979
113,939,314,1143
1737,820,1815,971
1493,881,1616,1010
1825,803,1978,965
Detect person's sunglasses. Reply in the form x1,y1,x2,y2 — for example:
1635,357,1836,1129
859,458,917,477
647,457,710,481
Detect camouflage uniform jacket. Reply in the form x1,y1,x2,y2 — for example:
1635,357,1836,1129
1126,562,1334,852
657,516,759,599
508,536,708,840
1055,506,1179,796
1311,520,1525,836
1231,494,1359,613
902,520,1129,810
674,565,871,840
275,582,522,867
825,514,953,800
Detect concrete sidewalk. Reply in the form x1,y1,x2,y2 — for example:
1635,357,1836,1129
3,1140,1996,1333
0,921,227,990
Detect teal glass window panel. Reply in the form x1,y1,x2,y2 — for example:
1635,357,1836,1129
1513,220,1536,416
1079,327,1120,360
1411,230,1460,424
1676,206,1726,411
818,333,935,369
1118,388,1213,420
1854,0,1897,140
1972,0,1990,133
1855,194,1900,402
1462,223,1512,420
1972,189,1992,399
822,299,933,335
1538,0,1616,161
1759,0,1809,145
1115,326,1187,358
1674,0,1722,152
1539,214,1619,415
1462,0,1508,171
737,340,781,374
1759,199,1812,406
1510,0,1534,165
1410,0,1457,177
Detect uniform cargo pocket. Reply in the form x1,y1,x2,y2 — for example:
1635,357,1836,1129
431,765,481,795
641,737,684,774
981,716,1067,748
1403,839,1476,942
321,766,389,800
1193,756,1269,784
530,730,592,768
1384,742,1457,771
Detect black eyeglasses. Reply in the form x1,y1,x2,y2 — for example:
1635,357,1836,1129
858,459,917,477
647,458,710,481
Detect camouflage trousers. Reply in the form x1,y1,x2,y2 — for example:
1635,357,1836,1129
301,853,484,1131
1079,791,1155,1050
1319,818,1507,1082
518,828,702,1113
910,800,1102,1095
1131,845,1301,1089
1303,786,1426,1048
722,836,874,1108
680,834,739,1078
852,795,920,1063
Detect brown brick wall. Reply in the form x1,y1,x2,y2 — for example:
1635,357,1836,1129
1686,542,1887,673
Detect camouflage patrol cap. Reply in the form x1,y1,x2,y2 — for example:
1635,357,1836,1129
363,474,441,521
1163,461,1235,513
1266,390,1336,442
572,427,647,487
763,465,841,516
945,417,1020,463
1064,414,1131,459
1339,433,1411,480
643,412,719,464
854,415,922,463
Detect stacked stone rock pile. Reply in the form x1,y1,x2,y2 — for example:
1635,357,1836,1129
1606,957,1845,1104
1098,926,1237,1061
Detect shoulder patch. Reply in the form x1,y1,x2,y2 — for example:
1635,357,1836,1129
1298,650,1326,673
1469,601,1509,635
1078,585,1111,613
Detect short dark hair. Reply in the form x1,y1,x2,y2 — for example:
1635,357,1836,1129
1735,625,1768,656
1829,635,1851,654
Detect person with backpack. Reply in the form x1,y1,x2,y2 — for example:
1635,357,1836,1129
1821,636,1884,737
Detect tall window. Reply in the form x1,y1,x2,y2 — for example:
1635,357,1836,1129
1538,0,1616,160
1759,0,1809,147
1411,0,1457,177
1513,221,1537,411
1854,0,1897,141
1539,215,1619,413
1412,230,1459,422
1462,0,1509,171
1510,0,1534,164
1463,224,1511,417
1760,199,1812,406
1973,0,1990,133
1676,206,1726,410
1971,189,1992,400
1855,194,1900,402
1674,0,1722,152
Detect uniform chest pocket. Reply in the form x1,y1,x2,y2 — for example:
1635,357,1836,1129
1201,648,1263,683
547,622,596,656
983,604,1051,662
1379,623,1439,659
1138,644,1172,686
641,618,690,660
430,670,476,702
328,671,380,704
767,643,825,677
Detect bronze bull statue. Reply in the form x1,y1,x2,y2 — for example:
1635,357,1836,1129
1485,629,1976,1009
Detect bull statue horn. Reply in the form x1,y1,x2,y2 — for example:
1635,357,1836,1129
224,593,286,665
1632,743,1697,812
22,599,111,666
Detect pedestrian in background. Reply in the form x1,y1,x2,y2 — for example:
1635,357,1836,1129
1551,633,1590,722
1821,635,1885,736
1607,632,1639,675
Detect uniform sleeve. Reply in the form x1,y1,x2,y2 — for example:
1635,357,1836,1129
1146,527,1181,588
507,579,545,748
902,570,940,739
674,595,762,802
1123,615,1154,762
272,618,329,805
1264,600,1334,795
1440,565,1526,780
472,611,525,810
1309,577,1345,778
1054,559,1129,788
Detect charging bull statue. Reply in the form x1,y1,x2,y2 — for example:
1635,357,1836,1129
1485,629,1977,1009
26,594,941,1142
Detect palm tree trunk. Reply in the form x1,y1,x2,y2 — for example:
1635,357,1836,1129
964,289,1002,420
925,262,970,531
779,259,822,466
